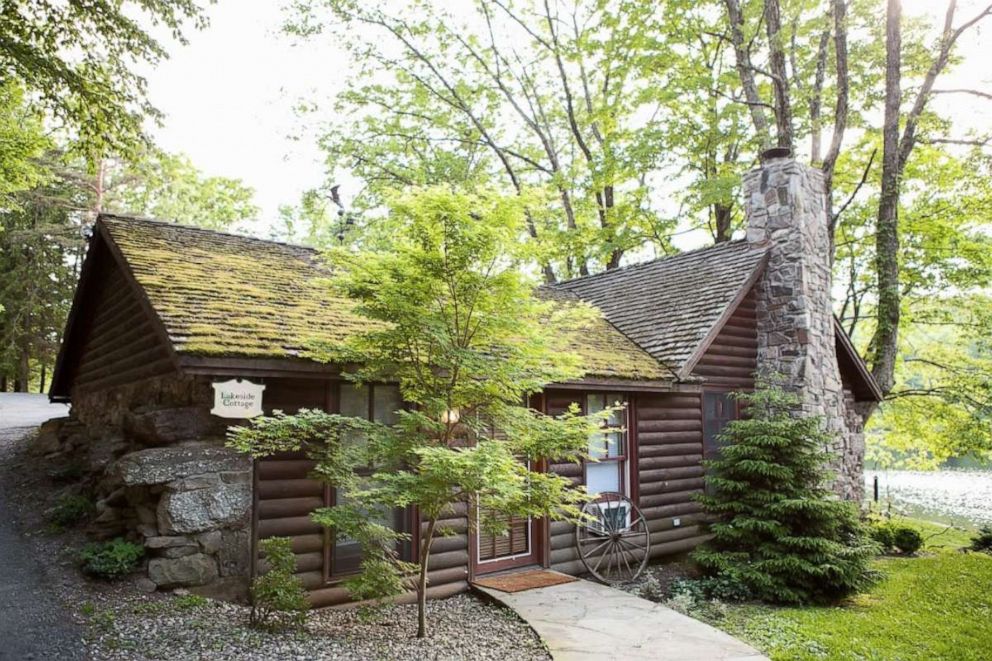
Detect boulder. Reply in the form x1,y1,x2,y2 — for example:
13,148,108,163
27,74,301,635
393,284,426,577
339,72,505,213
29,418,67,456
148,554,219,588
157,483,251,534
116,445,250,486
123,407,213,446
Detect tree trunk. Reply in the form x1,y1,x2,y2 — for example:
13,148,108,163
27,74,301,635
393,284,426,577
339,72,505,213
0,375,6,392
713,203,734,243
16,349,30,393
763,0,794,150
417,517,438,639
867,0,903,407
39,364,46,394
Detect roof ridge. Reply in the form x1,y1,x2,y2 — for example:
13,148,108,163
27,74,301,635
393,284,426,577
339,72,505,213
553,239,757,288
97,213,319,255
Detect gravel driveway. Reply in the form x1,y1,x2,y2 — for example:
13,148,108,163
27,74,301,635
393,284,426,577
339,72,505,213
0,393,84,660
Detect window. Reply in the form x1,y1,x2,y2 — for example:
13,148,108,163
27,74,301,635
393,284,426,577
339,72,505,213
332,383,411,577
702,391,738,460
584,392,628,496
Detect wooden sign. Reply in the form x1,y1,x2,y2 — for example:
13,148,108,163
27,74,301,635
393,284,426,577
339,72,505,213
211,379,265,419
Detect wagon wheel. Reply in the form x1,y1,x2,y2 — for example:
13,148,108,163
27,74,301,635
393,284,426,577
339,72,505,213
575,492,650,585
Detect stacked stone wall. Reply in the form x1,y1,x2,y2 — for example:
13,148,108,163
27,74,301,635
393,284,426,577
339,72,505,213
744,156,866,501
46,374,252,599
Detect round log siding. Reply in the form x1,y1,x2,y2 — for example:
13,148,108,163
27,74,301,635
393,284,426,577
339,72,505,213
689,288,758,389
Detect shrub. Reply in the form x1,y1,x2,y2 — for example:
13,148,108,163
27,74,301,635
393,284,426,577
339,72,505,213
79,538,144,578
892,527,924,555
969,526,992,553
250,537,309,631
48,494,95,528
869,521,896,552
692,386,877,605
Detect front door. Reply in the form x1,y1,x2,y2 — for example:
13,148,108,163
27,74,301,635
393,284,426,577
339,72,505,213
472,508,541,575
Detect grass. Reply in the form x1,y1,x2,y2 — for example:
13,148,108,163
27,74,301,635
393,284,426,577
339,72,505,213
710,518,992,661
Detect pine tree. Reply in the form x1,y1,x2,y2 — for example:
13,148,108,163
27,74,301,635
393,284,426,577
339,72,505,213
693,386,877,604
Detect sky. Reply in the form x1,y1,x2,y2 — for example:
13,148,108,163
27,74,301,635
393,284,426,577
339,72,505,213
143,0,992,240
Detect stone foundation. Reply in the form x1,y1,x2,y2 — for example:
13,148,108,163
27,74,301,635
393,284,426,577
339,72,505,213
45,374,252,599
744,154,867,501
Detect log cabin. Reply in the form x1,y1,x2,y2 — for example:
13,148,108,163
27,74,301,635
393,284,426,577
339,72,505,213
47,153,881,603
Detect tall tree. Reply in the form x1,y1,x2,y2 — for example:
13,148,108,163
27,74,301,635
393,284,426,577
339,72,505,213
0,0,209,155
230,187,606,637
285,0,697,281
0,147,259,390
720,0,992,408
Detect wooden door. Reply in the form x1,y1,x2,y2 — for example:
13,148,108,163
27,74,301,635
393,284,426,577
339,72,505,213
473,508,540,575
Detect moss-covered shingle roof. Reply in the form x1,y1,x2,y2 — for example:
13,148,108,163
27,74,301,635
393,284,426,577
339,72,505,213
100,215,671,381
102,214,368,359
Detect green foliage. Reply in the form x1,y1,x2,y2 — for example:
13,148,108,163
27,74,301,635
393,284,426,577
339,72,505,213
48,494,96,528
78,539,145,579
0,0,208,156
230,187,605,637
101,150,259,230
0,81,50,208
250,537,310,631
0,167,82,390
869,519,896,551
282,0,684,276
693,385,877,605
892,527,923,555
712,543,992,661
969,526,992,554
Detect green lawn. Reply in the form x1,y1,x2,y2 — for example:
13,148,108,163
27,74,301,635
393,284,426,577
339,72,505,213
712,519,992,661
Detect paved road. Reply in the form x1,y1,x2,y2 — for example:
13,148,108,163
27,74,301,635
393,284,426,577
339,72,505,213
477,576,767,661
0,393,85,660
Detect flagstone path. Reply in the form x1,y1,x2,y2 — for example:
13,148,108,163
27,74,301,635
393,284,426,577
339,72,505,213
476,575,768,661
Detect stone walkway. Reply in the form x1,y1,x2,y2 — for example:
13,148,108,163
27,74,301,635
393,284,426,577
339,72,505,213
0,393,83,660
476,577,767,661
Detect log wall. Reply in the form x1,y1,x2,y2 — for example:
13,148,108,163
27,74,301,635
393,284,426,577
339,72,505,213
544,388,711,574
690,287,758,388
252,378,469,608
634,392,710,557
71,249,175,394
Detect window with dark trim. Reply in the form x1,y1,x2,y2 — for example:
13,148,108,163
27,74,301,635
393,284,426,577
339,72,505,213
331,383,412,577
584,392,628,496
702,390,738,460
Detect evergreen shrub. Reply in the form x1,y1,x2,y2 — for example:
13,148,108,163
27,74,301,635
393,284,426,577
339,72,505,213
692,386,878,604
970,526,992,553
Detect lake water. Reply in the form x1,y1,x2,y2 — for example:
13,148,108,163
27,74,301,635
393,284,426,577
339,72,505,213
865,469,992,529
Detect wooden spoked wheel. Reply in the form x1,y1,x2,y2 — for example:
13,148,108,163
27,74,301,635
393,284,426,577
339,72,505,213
575,492,650,584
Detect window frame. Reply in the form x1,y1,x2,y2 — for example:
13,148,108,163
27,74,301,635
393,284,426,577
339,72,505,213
580,392,630,498
327,381,415,581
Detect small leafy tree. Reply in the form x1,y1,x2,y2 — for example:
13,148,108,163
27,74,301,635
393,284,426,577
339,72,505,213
250,537,310,631
693,386,877,604
230,187,607,637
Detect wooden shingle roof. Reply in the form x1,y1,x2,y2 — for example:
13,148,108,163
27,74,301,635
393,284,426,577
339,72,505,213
553,241,769,374
97,215,670,382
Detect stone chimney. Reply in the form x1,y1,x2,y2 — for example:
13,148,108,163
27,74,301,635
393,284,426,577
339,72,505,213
743,149,864,500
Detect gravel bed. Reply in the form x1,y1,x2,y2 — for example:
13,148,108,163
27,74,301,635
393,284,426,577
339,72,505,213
82,591,549,661
0,424,550,661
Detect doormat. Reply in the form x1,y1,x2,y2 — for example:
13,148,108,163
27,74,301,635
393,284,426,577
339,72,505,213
473,570,577,593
